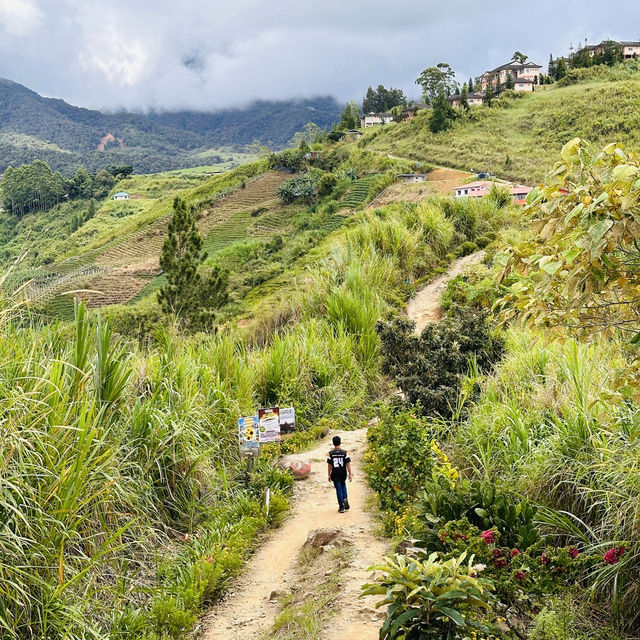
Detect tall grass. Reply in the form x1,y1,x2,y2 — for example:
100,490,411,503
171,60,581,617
456,326,640,626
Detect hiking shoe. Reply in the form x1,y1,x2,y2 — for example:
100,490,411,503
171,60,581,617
344,499,350,511
338,506,345,513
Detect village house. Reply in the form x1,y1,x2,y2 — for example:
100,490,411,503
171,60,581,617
447,92,485,107
401,103,430,120
360,112,394,128
480,60,542,91
453,181,533,204
577,39,640,59
453,181,493,198
398,173,428,183
112,191,130,200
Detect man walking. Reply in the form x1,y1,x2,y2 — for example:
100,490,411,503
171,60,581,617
327,435,353,513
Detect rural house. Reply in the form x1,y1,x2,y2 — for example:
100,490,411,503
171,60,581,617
398,173,428,183
447,92,485,107
113,191,130,200
578,39,640,59
480,60,542,91
360,112,394,127
401,103,430,119
453,181,533,204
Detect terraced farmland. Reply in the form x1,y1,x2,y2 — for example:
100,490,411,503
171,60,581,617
69,172,289,308
341,174,382,209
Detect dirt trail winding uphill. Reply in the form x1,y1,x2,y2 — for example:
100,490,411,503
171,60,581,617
407,252,485,333
201,429,388,640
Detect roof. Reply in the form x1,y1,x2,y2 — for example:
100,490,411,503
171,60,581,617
509,185,533,194
362,112,393,117
113,191,130,196
514,78,534,83
454,180,494,190
398,173,428,177
486,60,542,74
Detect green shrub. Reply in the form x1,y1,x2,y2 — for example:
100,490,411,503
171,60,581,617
362,552,493,640
376,309,504,418
455,240,478,257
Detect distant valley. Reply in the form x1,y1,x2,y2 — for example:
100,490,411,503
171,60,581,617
0,78,342,174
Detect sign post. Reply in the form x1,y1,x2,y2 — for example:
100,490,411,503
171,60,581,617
238,415,260,472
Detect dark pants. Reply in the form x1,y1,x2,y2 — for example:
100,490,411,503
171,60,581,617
333,480,348,508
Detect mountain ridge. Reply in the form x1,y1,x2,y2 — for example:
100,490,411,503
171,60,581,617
0,78,341,174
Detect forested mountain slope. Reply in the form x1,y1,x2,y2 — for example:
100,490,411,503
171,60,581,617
0,78,341,173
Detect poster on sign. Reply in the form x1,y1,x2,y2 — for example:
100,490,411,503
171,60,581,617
279,406,296,434
238,415,259,455
258,407,280,442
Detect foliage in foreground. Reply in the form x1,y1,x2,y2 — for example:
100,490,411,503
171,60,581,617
498,139,640,342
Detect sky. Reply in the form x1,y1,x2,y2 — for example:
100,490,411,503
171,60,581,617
1,0,639,112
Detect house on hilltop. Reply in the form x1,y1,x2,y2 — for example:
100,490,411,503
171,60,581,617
447,92,485,107
578,39,640,59
360,112,394,127
113,191,130,200
481,60,542,92
401,103,430,119
453,181,533,204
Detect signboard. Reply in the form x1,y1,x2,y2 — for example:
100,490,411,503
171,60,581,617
238,415,259,455
258,407,280,443
279,406,296,434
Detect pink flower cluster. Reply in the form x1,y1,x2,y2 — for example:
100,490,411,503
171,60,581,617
604,546,626,565
481,530,497,544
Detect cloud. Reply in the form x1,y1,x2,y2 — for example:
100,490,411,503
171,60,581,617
0,0,638,111
0,0,43,37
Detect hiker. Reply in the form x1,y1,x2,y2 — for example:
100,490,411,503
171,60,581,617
327,435,353,513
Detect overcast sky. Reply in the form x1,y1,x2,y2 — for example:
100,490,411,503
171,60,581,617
1,0,639,112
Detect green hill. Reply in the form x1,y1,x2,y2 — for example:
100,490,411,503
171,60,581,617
361,67,640,184
0,78,341,174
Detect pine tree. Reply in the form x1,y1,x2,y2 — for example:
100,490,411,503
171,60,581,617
505,72,514,89
468,78,474,94
460,84,469,110
429,94,456,133
484,83,494,107
158,197,228,328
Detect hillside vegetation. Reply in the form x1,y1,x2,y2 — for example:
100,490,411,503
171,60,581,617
361,65,640,184
0,78,341,173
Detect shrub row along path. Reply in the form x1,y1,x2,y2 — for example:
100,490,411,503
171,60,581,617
407,251,485,332
201,429,388,640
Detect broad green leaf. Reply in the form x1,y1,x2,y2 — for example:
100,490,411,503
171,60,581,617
539,256,563,274
613,164,637,181
587,219,613,245
437,606,466,626
630,332,640,345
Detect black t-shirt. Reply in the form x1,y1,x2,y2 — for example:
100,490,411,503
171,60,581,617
327,448,351,481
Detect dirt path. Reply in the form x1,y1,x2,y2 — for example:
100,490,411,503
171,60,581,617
200,428,388,640
407,252,485,333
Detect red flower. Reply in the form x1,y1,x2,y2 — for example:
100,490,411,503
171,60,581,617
482,530,497,544
493,557,508,569
604,546,626,565
510,549,520,558
568,547,579,559
540,553,549,565
514,570,525,581
492,548,503,558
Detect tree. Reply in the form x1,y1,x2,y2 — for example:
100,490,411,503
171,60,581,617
362,85,406,113
548,54,556,79
429,94,456,133
505,72,514,90
497,139,640,342
157,197,228,328
416,63,458,103
460,84,469,110
338,101,360,130
484,82,494,107
554,57,567,80
468,78,475,94
512,51,529,64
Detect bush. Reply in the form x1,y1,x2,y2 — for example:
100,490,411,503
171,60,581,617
362,552,493,640
268,149,307,172
376,309,504,418
455,240,478,258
